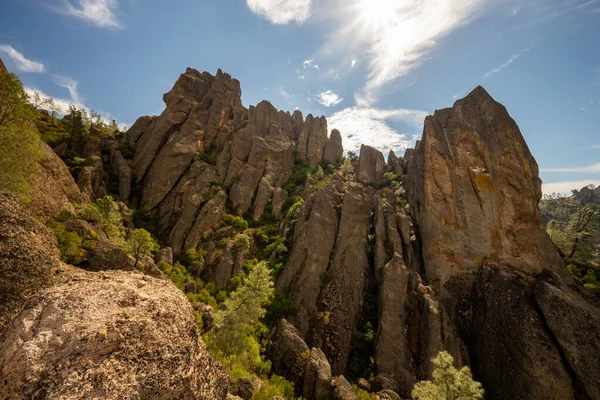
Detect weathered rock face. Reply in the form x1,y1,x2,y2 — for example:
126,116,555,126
0,269,229,400
469,266,574,400
406,86,567,290
323,129,344,165
268,319,310,389
28,140,82,220
358,145,385,185
125,68,341,254
535,279,600,399
0,194,66,335
303,347,332,400
403,86,600,399
312,183,372,374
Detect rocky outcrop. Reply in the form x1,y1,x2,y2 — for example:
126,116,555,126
303,348,332,400
268,319,310,389
28,140,82,220
0,194,66,335
358,145,385,185
323,129,343,165
312,183,371,374
331,376,358,400
535,279,600,399
297,115,328,164
0,269,229,400
77,155,108,202
277,177,344,337
84,239,135,272
406,86,567,290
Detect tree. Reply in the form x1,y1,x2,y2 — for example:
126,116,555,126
126,228,159,268
412,351,484,400
207,261,274,372
547,206,598,264
48,98,61,125
0,71,40,198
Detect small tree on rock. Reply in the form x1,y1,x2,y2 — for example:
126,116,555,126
127,228,159,268
412,351,484,400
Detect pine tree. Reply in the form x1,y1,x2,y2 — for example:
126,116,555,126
412,351,484,400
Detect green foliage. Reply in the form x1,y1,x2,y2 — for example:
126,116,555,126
206,261,275,375
319,270,332,288
265,292,298,327
285,198,304,225
117,141,136,159
546,206,599,288
179,248,208,267
282,159,318,194
48,221,84,264
126,228,159,267
252,374,295,400
78,203,102,222
348,321,375,379
412,351,484,400
0,71,41,199
95,196,126,247
340,158,355,181
223,214,249,231
352,384,375,400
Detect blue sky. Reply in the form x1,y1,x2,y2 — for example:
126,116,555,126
0,0,599,194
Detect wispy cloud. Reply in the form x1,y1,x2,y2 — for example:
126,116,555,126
54,75,83,105
0,45,45,73
483,46,532,78
317,90,343,107
586,144,600,149
542,180,600,195
324,0,487,105
246,0,311,24
328,107,428,154
541,162,600,173
56,0,122,28
303,59,319,70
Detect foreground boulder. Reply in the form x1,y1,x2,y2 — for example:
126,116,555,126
0,269,229,399
0,194,66,335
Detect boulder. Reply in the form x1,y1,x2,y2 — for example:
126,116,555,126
267,319,310,388
331,376,358,400
28,140,82,221
0,269,229,399
154,247,174,265
303,347,332,400
357,145,384,185
0,194,65,335
231,377,254,400
376,389,402,400
84,240,135,272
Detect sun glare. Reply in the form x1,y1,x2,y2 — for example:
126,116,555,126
357,0,399,28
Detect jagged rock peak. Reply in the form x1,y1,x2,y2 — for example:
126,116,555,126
406,85,568,290
0,58,7,74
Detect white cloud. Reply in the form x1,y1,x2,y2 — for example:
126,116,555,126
541,162,600,173
303,59,319,70
351,59,356,69
328,106,428,154
542,180,600,195
246,0,311,24
586,145,600,149
58,0,122,28
298,75,305,80
483,46,532,78
0,45,45,73
317,90,344,107
324,0,487,105
54,75,83,105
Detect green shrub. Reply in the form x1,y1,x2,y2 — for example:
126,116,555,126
412,351,484,400
223,214,249,231
252,374,295,400
265,292,298,327
48,221,84,264
78,203,102,222
352,384,374,400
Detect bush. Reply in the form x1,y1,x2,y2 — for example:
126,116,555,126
412,351,484,400
252,374,295,400
48,221,84,264
265,292,298,327
223,214,248,231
